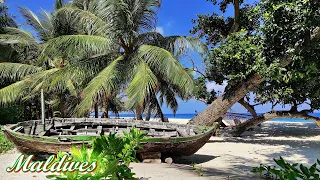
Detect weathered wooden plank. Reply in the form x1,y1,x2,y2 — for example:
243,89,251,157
97,126,102,135
177,128,188,137
13,126,24,132
30,122,36,135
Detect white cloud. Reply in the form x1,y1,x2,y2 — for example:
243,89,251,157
155,27,164,35
206,81,228,94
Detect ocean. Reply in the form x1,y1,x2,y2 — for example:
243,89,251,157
91,113,320,123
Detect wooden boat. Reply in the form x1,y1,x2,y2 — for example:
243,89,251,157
2,118,215,159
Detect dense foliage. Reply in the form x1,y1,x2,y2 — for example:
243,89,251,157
47,127,146,180
0,0,208,120
0,103,24,125
252,157,320,180
192,0,320,114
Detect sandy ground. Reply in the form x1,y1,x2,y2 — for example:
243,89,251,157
1,121,320,180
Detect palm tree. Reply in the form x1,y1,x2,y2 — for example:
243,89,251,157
0,0,208,120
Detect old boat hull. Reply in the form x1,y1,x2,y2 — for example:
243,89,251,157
2,118,215,158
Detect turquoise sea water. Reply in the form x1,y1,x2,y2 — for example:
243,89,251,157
91,113,318,123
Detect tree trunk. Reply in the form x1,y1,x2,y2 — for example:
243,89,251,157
101,96,109,118
238,98,258,118
231,0,240,33
94,102,99,118
190,73,265,126
231,110,320,136
146,108,152,121
136,105,143,120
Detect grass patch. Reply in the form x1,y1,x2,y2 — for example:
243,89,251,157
0,129,13,153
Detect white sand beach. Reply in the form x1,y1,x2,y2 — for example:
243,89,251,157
1,121,319,180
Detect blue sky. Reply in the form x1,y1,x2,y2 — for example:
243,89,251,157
5,0,311,114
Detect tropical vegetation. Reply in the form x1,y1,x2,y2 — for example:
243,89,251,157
252,157,320,180
0,130,13,153
0,0,208,121
190,0,320,136
47,127,146,180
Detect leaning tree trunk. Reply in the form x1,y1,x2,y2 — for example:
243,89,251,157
190,73,265,126
238,98,258,118
231,109,320,136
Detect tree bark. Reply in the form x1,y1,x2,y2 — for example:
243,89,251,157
231,0,240,33
60,95,66,118
231,109,320,136
190,73,265,126
136,105,143,120
146,108,152,121
101,96,109,118
238,98,258,118
94,102,99,118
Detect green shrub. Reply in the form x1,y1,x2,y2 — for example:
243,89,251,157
0,104,24,125
252,157,320,180
47,127,146,180
0,130,13,153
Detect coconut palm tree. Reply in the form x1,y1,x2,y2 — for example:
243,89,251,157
0,0,208,120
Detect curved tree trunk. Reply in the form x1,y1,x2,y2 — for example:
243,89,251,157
190,74,265,126
231,109,320,136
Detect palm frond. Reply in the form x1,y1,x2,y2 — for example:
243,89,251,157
127,0,160,33
163,36,210,59
39,35,114,60
89,0,133,37
1,27,35,43
0,34,31,45
73,56,123,116
39,9,54,35
0,80,30,104
54,7,109,36
136,31,164,46
18,7,50,41
0,3,17,28
0,63,42,82
146,91,165,120
139,45,194,96
159,86,179,115
126,60,158,109
54,0,67,10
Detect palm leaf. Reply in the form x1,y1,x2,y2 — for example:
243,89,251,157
0,63,42,82
139,45,194,96
0,80,30,104
54,7,109,36
73,56,123,116
162,36,210,59
39,35,114,60
18,7,50,41
126,60,158,109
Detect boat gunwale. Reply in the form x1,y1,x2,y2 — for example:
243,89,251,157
2,118,215,144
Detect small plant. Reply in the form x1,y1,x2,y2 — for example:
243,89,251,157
190,162,204,176
252,157,320,180
47,127,146,180
0,129,13,153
